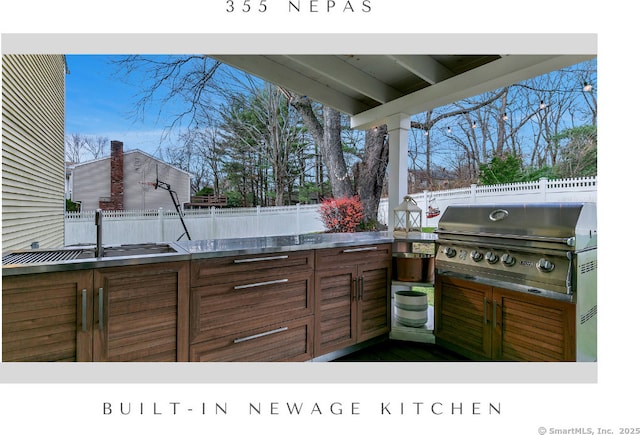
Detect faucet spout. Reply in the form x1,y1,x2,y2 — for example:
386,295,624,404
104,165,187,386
95,209,104,258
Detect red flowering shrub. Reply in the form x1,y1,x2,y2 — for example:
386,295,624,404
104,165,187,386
319,196,364,233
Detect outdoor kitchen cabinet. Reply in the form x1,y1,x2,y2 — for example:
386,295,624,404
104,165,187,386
91,261,190,362
314,244,392,357
2,270,94,362
435,275,576,362
189,250,315,361
2,261,190,362
491,287,576,362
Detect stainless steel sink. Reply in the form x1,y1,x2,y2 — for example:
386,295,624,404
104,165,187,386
76,243,178,259
100,243,178,257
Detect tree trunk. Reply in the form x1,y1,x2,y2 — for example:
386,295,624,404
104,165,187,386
355,126,389,228
285,91,392,226
322,107,354,198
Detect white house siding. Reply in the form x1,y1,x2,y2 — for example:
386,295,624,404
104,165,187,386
71,150,191,211
2,54,67,251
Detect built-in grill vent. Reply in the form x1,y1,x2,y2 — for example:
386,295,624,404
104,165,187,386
2,250,85,265
580,305,597,325
579,259,597,275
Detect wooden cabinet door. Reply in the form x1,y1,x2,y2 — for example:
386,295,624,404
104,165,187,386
2,271,93,362
357,260,391,343
314,244,392,357
435,276,492,359
314,266,358,356
492,287,576,362
92,262,189,362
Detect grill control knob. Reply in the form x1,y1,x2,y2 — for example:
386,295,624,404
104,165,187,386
470,250,484,262
536,258,555,272
501,253,516,267
443,247,457,258
485,251,499,264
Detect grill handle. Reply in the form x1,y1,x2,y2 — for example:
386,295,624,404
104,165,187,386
437,230,576,246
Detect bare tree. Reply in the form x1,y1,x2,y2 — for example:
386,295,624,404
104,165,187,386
407,59,597,186
65,133,108,162
65,133,86,163
112,55,222,138
85,135,109,160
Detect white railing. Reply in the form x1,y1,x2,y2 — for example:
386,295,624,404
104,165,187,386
65,176,597,245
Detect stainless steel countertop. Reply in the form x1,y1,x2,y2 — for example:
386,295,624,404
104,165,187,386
178,231,394,259
2,232,394,276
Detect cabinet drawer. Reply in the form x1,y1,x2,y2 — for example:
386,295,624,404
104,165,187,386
190,315,313,362
190,270,313,343
315,244,391,270
191,250,314,287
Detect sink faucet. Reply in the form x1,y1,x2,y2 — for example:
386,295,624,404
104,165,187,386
95,209,104,258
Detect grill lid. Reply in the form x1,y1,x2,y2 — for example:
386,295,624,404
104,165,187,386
436,202,596,251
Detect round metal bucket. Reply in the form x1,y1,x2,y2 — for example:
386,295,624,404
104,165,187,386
394,290,428,327
394,290,428,310
395,307,428,327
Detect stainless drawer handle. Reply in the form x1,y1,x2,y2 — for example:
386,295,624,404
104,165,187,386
98,287,104,330
234,278,289,290
342,246,378,253
233,326,288,344
81,289,87,332
234,255,289,264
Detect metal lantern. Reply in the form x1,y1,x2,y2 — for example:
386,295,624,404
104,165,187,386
393,195,423,238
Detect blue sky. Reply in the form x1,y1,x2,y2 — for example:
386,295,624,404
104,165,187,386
65,55,182,158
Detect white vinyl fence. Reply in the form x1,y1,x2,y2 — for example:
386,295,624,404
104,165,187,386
64,204,325,246
378,176,597,228
65,176,597,246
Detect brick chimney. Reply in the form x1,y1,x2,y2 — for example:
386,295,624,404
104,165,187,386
99,140,124,210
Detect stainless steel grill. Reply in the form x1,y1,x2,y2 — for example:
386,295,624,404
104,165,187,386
434,202,597,361
435,202,596,297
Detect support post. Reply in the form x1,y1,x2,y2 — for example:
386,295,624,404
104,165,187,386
386,113,411,229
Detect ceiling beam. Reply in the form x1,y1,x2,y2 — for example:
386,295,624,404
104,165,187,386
350,54,595,130
286,55,403,104
387,55,454,84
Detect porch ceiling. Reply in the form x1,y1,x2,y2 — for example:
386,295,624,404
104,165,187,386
209,53,595,130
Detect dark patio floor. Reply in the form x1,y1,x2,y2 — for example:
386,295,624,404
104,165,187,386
332,339,469,362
